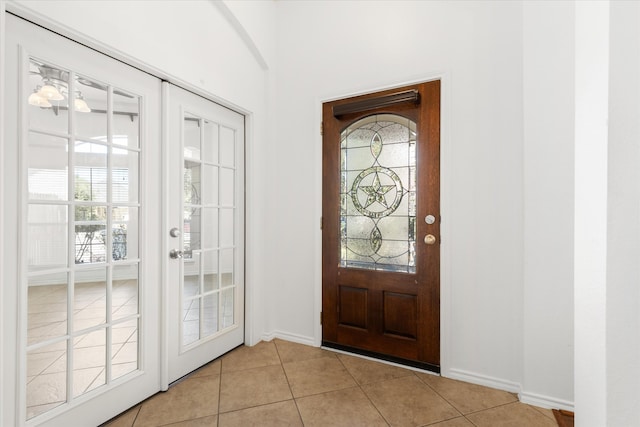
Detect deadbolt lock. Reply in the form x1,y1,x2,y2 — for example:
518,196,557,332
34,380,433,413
424,234,437,245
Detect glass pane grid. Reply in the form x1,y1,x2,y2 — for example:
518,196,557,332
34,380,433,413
181,114,236,348
25,58,141,420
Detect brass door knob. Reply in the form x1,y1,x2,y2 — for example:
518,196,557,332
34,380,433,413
424,234,437,245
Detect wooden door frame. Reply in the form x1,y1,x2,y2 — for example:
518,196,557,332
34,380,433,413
314,75,452,375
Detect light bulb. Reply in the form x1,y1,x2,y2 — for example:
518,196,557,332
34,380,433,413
28,90,52,108
74,95,91,113
38,83,64,101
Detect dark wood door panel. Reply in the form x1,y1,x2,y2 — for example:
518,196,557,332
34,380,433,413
322,81,440,371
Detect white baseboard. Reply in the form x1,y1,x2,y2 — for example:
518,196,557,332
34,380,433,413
519,390,574,412
446,368,521,394
261,330,316,347
447,368,574,411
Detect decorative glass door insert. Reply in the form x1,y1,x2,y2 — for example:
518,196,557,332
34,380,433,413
340,114,417,273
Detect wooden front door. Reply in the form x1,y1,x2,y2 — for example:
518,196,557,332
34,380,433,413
322,81,440,372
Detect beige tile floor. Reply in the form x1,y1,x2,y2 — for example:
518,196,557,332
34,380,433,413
103,339,559,427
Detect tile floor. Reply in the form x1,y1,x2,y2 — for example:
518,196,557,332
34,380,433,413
104,339,559,427
27,280,140,419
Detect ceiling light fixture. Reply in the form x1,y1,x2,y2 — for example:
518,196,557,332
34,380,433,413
74,92,91,113
29,63,92,113
28,87,52,108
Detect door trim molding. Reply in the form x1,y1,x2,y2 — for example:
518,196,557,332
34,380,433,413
314,72,452,376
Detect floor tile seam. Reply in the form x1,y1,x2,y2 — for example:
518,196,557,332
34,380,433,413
273,351,308,425
292,384,361,401
462,400,524,417
220,395,295,416
420,413,480,427
412,372,464,418
216,354,223,427
334,352,364,388
127,405,142,427
218,397,297,416
355,383,392,426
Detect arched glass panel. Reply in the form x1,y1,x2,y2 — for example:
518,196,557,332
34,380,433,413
340,114,417,273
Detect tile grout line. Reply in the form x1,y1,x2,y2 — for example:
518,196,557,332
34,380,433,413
272,339,306,425
217,355,223,426
412,371,485,426
334,353,392,427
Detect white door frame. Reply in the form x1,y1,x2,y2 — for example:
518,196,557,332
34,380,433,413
1,3,255,422
164,82,246,384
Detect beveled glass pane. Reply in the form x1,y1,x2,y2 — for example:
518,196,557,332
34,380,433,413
184,161,201,205
75,205,107,264
202,164,218,205
377,141,410,168
184,207,201,253
202,208,218,249
74,329,105,397
202,293,218,337
339,114,416,273
183,252,200,297
112,207,137,261
220,248,234,286
28,204,68,272
28,272,68,345
74,269,106,331
203,250,219,292
112,150,138,203
221,287,234,329
184,114,201,160
220,126,235,167
27,343,67,420
220,168,234,207
113,90,140,148
377,216,409,240
75,141,107,202
113,264,138,320
28,133,68,201
344,146,374,170
220,209,234,247
74,74,107,140
112,319,138,379
203,120,219,164
182,298,199,346
28,59,69,135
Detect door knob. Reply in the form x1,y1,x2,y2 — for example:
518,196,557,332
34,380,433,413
424,234,437,245
169,249,183,259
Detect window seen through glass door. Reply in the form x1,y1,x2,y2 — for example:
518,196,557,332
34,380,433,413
25,57,141,420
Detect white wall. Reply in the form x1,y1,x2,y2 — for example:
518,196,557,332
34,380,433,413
522,1,574,409
19,0,640,417
275,0,528,392
6,0,278,345
606,1,640,425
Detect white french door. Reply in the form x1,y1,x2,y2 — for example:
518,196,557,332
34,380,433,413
2,14,162,426
165,84,245,383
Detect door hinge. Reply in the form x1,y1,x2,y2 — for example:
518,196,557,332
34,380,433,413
320,311,323,325
320,121,324,136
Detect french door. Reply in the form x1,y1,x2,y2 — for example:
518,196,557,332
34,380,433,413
322,81,441,371
2,14,162,426
165,84,245,383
